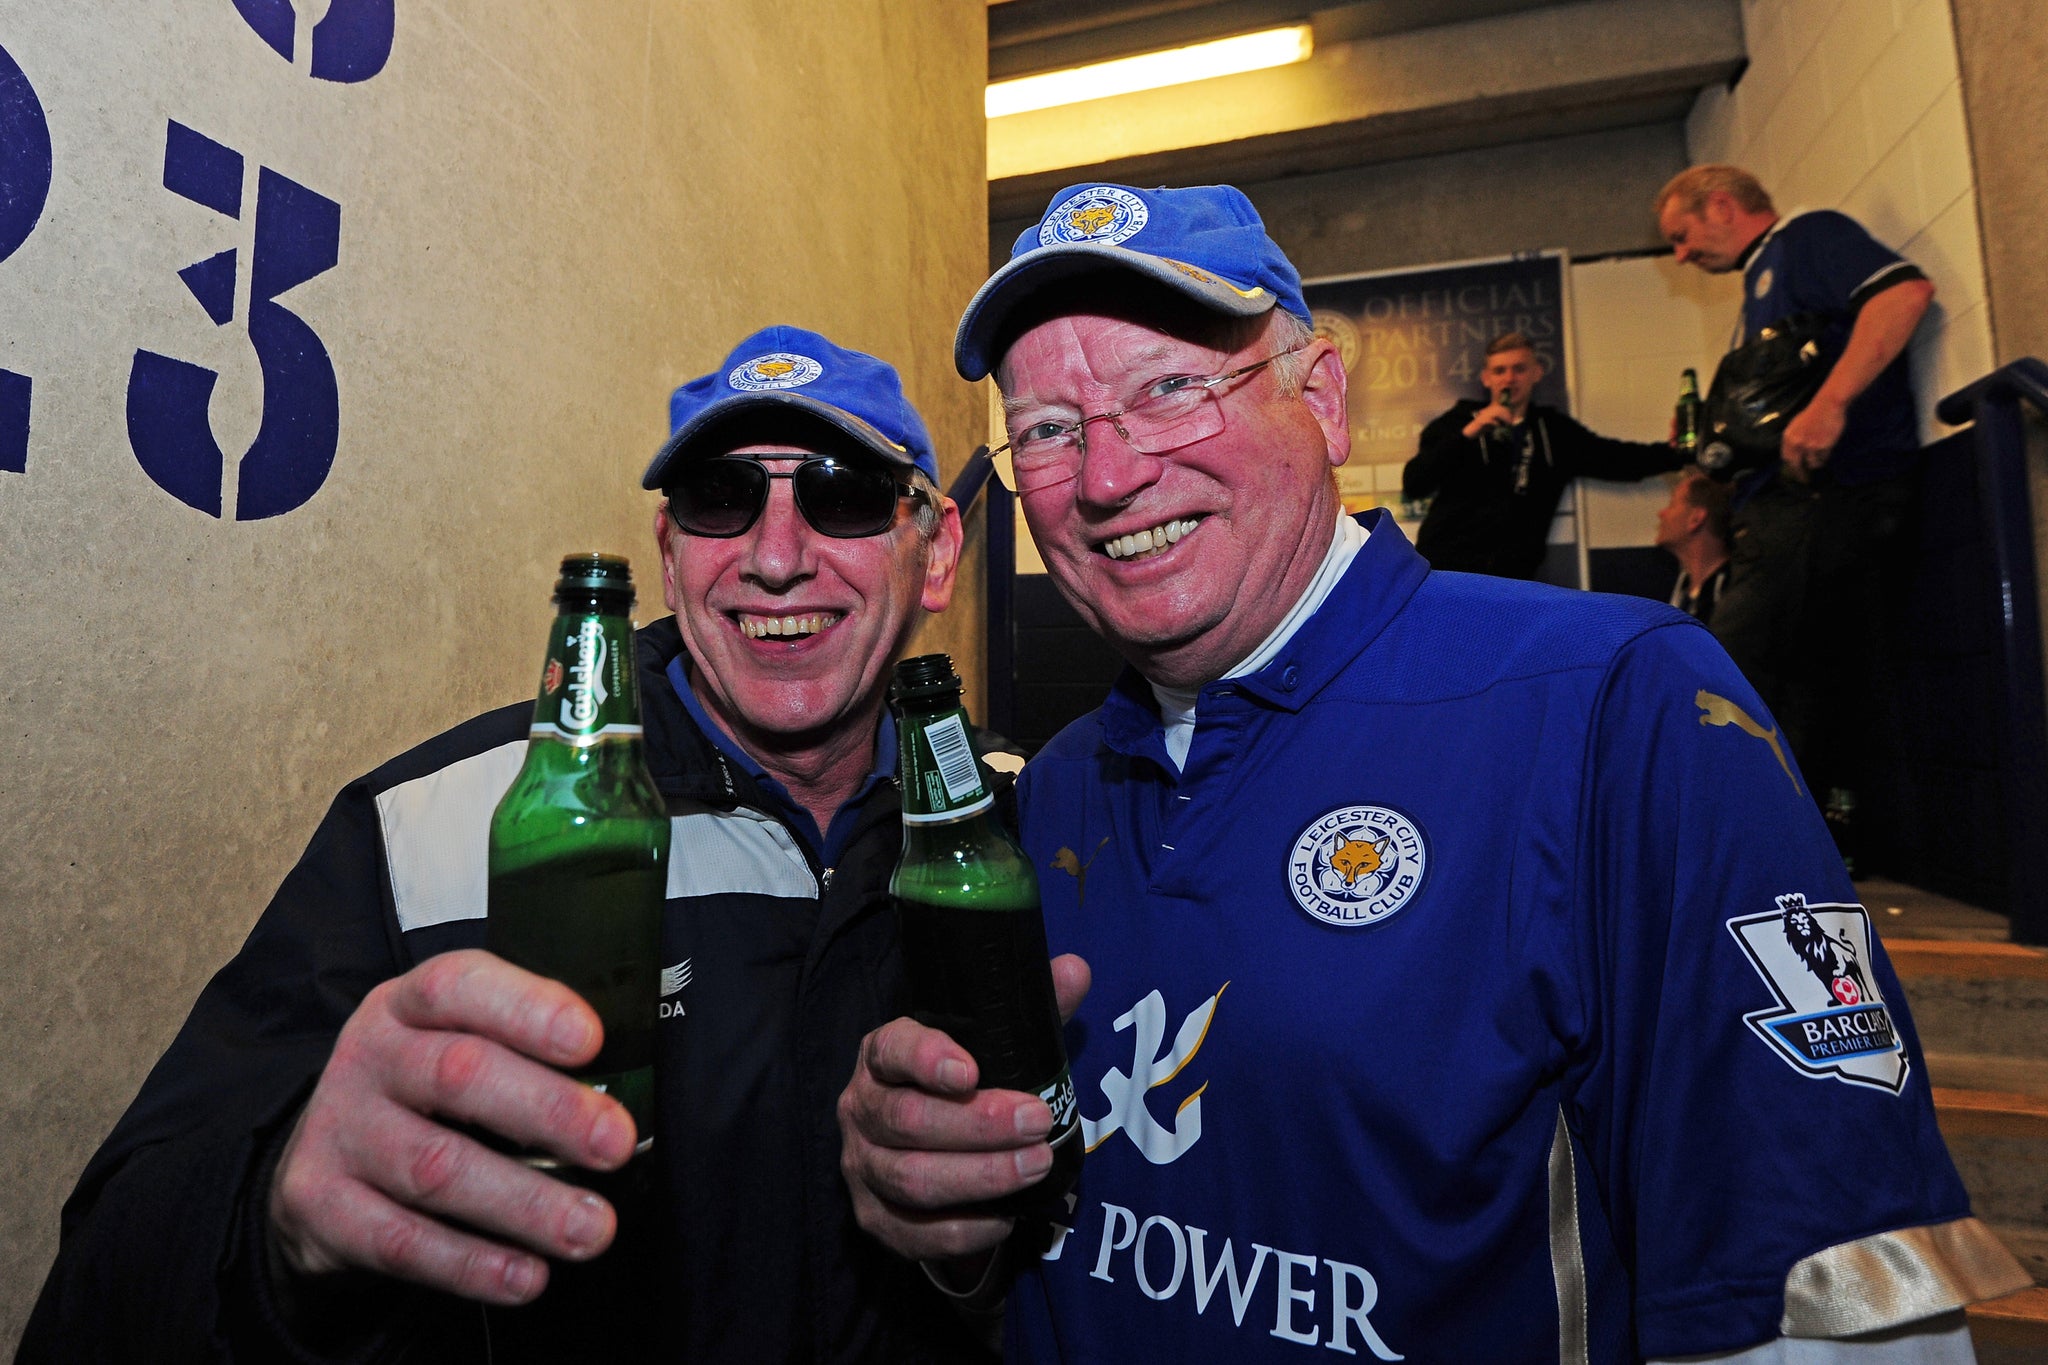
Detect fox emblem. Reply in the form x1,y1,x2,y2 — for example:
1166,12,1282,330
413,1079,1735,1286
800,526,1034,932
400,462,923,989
1329,833,1390,888
751,359,796,380
1695,689,1801,793
1067,203,1117,237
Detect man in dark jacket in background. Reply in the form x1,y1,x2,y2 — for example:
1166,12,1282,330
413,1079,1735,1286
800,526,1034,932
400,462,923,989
19,326,990,1364
1404,331,1685,578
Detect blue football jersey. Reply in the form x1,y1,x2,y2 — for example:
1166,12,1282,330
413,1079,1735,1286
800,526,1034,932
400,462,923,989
1008,513,1969,1363
1739,210,1925,479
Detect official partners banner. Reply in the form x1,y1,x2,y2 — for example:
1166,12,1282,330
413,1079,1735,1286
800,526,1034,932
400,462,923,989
1303,252,1572,514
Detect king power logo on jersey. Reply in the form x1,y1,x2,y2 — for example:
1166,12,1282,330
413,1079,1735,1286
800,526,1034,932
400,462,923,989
1727,893,1908,1093
1081,985,1225,1163
1047,985,1405,1358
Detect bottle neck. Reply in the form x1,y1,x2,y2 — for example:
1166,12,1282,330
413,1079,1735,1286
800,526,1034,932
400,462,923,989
531,611,643,745
894,695,993,824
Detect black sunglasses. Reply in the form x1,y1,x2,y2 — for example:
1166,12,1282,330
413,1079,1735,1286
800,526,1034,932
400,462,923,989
664,455,929,539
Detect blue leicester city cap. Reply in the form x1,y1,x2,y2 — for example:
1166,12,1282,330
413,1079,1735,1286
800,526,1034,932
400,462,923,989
953,183,1309,381
641,325,939,489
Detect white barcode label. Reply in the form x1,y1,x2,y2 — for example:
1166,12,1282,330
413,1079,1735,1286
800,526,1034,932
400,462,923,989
925,713,984,803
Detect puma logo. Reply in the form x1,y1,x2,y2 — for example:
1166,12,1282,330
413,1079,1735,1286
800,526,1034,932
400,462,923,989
1695,689,1801,793
1329,833,1389,887
1051,837,1111,908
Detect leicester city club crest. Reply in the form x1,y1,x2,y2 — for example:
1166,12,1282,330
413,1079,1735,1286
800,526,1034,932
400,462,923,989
1727,893,1908,1093
1039,186,1149,247
1287,805,1428,928
728,352,824,392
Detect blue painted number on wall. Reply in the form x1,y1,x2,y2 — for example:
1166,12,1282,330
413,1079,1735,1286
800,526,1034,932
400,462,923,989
231,0,394,82
128,122,342,520
0,42,53,473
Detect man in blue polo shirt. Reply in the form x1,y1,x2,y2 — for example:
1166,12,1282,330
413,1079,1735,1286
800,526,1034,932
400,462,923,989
838,184,2025,1362
1655,165,1936,857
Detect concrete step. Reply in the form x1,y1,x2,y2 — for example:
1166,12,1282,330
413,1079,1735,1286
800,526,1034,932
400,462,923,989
1926,1053,2048,1099
1849,883,2048,1341
1886,940,2048,1062
1968,1285,2048,1362
1989,1225,2048,1289
1934,1086,2048,1140
1931,1082,2048,1286
1858,876,2015,943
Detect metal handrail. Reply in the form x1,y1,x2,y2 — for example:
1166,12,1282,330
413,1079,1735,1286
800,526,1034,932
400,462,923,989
1937,359,2048,944
1935,356,2048,425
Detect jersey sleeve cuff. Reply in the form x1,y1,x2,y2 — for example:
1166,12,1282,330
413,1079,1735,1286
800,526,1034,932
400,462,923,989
1779,1216,2031,1338
1847,262,1928,312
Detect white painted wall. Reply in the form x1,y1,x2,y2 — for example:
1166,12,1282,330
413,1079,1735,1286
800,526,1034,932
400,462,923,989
1570,254,1743,546
1686,0,1994,433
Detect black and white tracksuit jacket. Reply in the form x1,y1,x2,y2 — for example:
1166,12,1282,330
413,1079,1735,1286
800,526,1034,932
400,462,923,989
20,615,991,1365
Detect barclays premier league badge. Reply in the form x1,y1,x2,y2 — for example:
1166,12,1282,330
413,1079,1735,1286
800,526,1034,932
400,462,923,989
1728,893,1908,1093
1040,186,1148,247
1287,805,1428,928
729,352,823,391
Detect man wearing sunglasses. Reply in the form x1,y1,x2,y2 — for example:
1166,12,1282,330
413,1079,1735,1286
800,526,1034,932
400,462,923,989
22,327,991,1364
838,186,2024,1363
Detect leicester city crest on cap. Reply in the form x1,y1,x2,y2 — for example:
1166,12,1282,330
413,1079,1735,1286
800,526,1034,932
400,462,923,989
1040,186,1149,247
1727,893,1908,1094
1287,805,1428,928
728,352,824,392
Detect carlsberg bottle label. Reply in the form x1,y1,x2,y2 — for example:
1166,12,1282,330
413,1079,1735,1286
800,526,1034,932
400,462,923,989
534,615,643,744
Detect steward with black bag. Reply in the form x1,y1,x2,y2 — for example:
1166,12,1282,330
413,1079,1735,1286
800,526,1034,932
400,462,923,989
1655,164,1935,866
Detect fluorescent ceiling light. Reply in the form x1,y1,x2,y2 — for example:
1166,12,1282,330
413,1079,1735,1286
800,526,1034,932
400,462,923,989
986,25,1314,119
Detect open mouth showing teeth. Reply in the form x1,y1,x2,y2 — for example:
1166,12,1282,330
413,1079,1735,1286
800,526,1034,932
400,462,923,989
1101,517,1201,561
737,612,842,640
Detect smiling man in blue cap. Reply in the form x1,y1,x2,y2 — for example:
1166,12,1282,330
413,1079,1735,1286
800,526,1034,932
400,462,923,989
23,326,996,1364
838,185,2025,1364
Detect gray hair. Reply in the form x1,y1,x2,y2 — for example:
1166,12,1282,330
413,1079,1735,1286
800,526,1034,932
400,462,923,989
1264,309,1316,397
906,468,942,543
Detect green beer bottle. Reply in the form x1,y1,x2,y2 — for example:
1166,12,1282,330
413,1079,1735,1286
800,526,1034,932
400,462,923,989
487,553,668,1165
1676,367,1704,459
889,654,1081,1217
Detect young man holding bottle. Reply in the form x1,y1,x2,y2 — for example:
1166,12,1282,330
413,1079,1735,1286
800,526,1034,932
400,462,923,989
21,327,994,1363
838,184,2025,1363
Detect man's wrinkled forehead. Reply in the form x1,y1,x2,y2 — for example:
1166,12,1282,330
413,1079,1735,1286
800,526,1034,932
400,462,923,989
987,274,1261,387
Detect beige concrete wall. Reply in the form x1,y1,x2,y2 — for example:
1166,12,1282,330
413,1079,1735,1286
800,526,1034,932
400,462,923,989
0,1,985,1347
1570,255,1743,547
1950,0,2048,366
1949,0,2048,752
1685,0,1994,438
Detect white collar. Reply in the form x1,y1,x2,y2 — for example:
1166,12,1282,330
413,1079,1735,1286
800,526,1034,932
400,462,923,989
1151,509,1368,771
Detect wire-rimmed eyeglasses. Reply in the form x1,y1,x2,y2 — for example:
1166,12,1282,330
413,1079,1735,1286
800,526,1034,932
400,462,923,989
986,343,1306,493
